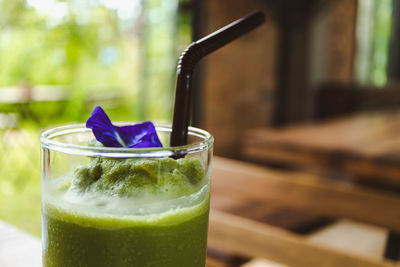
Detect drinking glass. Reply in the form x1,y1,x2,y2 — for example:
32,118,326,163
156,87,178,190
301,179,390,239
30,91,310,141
40,123,213,267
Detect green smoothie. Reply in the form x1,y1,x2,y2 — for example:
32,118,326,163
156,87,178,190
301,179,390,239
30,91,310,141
42,157,210,267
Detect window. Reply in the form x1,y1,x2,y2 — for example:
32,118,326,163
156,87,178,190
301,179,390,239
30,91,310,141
0,0,193,236
355,0,393,86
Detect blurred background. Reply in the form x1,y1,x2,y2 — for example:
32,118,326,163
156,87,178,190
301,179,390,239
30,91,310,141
0,0,191,235
1,0,400,264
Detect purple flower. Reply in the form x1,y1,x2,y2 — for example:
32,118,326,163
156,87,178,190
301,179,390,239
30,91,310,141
86,106,163,148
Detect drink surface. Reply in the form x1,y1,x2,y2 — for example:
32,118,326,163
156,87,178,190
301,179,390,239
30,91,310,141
42,157,210,267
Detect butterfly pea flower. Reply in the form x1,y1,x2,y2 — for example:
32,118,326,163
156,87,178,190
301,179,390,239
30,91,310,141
86,106,162,148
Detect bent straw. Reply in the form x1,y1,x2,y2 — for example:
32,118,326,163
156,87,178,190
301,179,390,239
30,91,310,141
170,10,265,147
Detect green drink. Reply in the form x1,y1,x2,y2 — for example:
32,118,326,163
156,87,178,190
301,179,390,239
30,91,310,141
40,124,213,267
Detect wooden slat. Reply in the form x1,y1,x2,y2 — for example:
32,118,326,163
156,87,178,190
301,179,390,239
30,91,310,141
207,256,230,267
212,157,400,232
306,220,387,259
241,140,330,171
241,258,288,266
208,209,397,267
212,197,333,233
344,157,400,187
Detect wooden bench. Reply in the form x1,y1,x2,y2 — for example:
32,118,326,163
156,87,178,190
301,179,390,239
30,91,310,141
207,157,400,266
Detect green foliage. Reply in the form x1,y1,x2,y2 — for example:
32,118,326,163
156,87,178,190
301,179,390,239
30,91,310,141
0,0,183,123
0,0,190,236
0,128,41,236
0,1,116,86
370,0,393,86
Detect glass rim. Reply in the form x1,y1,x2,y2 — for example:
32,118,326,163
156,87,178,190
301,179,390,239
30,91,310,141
40,123,213,158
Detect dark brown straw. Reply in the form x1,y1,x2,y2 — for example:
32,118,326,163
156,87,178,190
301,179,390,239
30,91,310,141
170,10,265,147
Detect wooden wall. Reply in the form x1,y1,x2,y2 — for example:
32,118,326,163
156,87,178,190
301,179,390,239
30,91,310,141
325,0,358,84
198,0,276,158
197,0,358,158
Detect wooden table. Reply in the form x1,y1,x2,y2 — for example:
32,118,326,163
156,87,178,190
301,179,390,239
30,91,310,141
208,157,400,266
3,157,400,267
241,109,400,189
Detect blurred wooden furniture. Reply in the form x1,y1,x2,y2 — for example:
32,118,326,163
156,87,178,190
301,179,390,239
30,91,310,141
315,84,400,120
240,110,400,262
241,109,400,190
208,157,400,266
